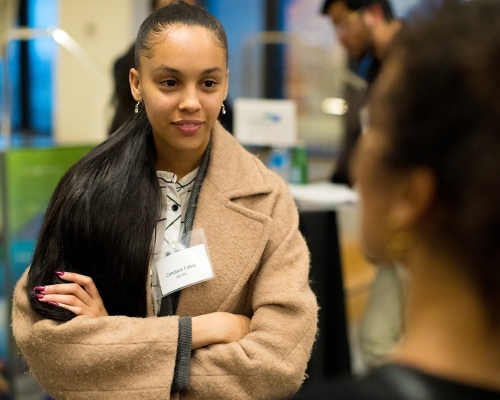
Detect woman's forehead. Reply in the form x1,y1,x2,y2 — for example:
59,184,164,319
142,24,226,63
139,25,226,72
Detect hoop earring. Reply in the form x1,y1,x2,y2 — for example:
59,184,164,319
386,231,412,260
134,102,140,114
221,102,227,115
385,214,412,260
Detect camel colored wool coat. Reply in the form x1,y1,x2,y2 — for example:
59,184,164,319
12,123,319,400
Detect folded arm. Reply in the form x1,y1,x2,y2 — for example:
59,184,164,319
13,270,252,399
185,180,318,400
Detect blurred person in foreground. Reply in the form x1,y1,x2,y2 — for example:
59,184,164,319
321,0,402,185
296,0,500,398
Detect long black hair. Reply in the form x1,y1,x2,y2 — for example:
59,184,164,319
27,1,228,321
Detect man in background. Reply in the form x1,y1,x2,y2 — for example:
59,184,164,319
321,0,401,184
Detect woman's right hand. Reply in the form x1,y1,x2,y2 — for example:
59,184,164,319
191,312,250,350
34,271,108,318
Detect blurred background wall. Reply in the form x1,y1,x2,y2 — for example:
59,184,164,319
2,0,422,147
55,0,133,144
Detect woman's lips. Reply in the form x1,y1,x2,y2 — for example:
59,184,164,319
172,120,203,135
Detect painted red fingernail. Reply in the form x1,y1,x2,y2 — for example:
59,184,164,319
34,286,45,292
34,293,44,299
48,301,59,306
54,271,65,276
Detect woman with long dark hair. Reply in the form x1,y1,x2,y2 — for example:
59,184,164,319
12,2,317,399
296,1,500,398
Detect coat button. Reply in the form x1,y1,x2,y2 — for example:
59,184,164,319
172,204,179,212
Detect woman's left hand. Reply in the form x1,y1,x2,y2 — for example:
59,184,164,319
34,271,108,317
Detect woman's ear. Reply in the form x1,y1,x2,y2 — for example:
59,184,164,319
129,68,142,102
389,167,437,230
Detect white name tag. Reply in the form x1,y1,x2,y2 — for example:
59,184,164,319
156,243,214,296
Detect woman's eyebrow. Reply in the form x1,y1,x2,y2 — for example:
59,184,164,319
152,65,180,73
152,65,224,75
200,67,224,75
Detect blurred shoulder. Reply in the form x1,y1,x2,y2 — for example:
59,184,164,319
294,364,500,400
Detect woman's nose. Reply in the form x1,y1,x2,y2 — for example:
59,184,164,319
179,87,201,113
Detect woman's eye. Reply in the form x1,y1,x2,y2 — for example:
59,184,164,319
162,79,176,87
203,80,216,88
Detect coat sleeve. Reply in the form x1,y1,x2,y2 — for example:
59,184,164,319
12,270,180,400
185,177,319,400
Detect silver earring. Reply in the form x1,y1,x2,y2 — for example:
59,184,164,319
135,102,140,114
221,102,227,115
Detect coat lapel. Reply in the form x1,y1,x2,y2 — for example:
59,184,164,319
175,124,273,316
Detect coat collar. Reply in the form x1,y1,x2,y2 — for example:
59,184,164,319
203,122,273,200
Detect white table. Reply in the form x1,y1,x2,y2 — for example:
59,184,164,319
289,181,358,211
290,182,358,384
